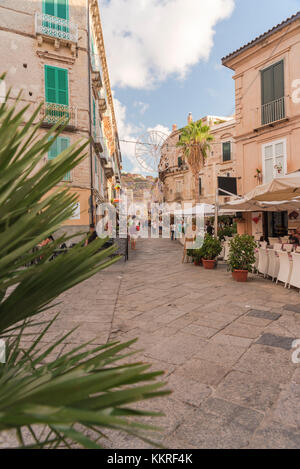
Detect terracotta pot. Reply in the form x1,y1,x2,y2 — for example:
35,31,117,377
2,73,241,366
232,270,248,282
202,259,215,270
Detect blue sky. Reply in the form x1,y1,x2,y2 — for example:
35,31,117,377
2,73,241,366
101,0,300,173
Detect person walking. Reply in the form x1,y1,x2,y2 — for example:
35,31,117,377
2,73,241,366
170,222,175,241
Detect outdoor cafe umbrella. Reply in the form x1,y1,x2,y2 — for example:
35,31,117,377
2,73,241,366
221,197,300,212
246,171,300,202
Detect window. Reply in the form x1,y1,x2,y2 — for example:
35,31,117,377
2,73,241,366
176,180,183,193
43,0,69,19
262,139,287,183
178,156,182,168
199,177,202,196
45,65,68,105
48,136,71,181
222,142,231,162
261,60,285,124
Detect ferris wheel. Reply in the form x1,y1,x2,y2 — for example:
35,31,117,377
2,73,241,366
135,130,169,173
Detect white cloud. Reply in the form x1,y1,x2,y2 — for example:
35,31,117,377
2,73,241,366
101,0,235,89
134,100,149,115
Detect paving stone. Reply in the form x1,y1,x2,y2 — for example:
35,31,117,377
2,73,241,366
194,341,247,367
164,374,212,407
247,309,282,321
210,333,253,348
216,370,281,412
234,344,295,384
174,398,263,449
249,421,300,449
222,322,263,339
173,359,230,386
256,333,295,350
181,324,218,339
271,382,300,428
283,304,300,313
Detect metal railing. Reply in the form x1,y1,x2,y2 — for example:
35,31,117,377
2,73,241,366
40,102,77,128
261,97,285,125
35,12,78,43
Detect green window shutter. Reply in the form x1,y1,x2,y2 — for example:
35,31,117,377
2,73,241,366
261,67,274,105
273,61,284,100
45,66,68,105
43,0,55,15
222,142,231,162
93,98,96,126
43,0,68,19
178,156,182,167
57,68,68,105
95,155,98,174
59,137,71,181
45,65,57,103
57,0,69,20
48,138,58,160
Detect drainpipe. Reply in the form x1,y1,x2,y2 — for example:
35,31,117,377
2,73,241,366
87,0,94,226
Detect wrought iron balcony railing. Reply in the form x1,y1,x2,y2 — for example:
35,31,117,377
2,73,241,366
35,12,78,43
261,97,285,125
40,102,77,128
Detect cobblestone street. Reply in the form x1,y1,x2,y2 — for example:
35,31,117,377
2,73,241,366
30,237,300,448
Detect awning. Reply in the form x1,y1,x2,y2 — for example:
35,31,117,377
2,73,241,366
246,171,300,202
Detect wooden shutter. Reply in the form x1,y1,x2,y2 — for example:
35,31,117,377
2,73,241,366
60,137,71,180
48,138,58,160
273,61,284,100
261,60,284,105
57,0,69,20
94,155,98,173
93,98,96,126
43,0,55,15
222,142,231,162
45,65,57,103
199,177,202,196
57,68,68,105
178,156,182,167
45,66,68,105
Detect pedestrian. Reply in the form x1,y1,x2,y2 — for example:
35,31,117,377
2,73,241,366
85,224,97,246
206,221,213,236
129,215,138,250
170,222,175,241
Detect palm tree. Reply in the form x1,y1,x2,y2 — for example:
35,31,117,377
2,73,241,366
177,120,213,202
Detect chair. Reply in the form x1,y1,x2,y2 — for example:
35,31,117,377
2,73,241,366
296,246,300,253
267,249,280,281
289,253,300,291
223,241,231,262
283,244,293,253
274,243,283,251
269,237,280,246
280,236,289,244
276,251,293,288
258,248,269,277
253,250,259,273
260,241,268,249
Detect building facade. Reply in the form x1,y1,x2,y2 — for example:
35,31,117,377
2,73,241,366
159,115,237,208
222,11,300,238
0,0,121,236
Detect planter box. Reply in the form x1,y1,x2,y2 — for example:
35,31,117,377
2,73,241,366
232,270,248,282
203,259,215,270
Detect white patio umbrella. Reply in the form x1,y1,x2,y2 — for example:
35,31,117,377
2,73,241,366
247,171,300,202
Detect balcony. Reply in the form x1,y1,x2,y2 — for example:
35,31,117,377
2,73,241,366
35,12,78,52
104,160,114,179
40,102,77,130
98,98,107,114
261,97,285,125
92,71,102,94
92,131,103,154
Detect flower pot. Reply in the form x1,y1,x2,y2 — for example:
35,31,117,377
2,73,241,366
232,270,248,282
203,259,215,270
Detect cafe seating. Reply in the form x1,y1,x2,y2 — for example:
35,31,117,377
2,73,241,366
289,253,300,291
267,249,280,281
276,251,293,288
258,248,269,277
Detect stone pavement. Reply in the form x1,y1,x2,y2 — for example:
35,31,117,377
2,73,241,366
13,237,300,448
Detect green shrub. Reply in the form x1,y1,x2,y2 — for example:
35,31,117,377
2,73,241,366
201,235,222,260
228,234,256,272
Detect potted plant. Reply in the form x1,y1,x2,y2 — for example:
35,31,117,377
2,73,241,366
228,234,256,282
201,235,222,269
187,248,202,265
